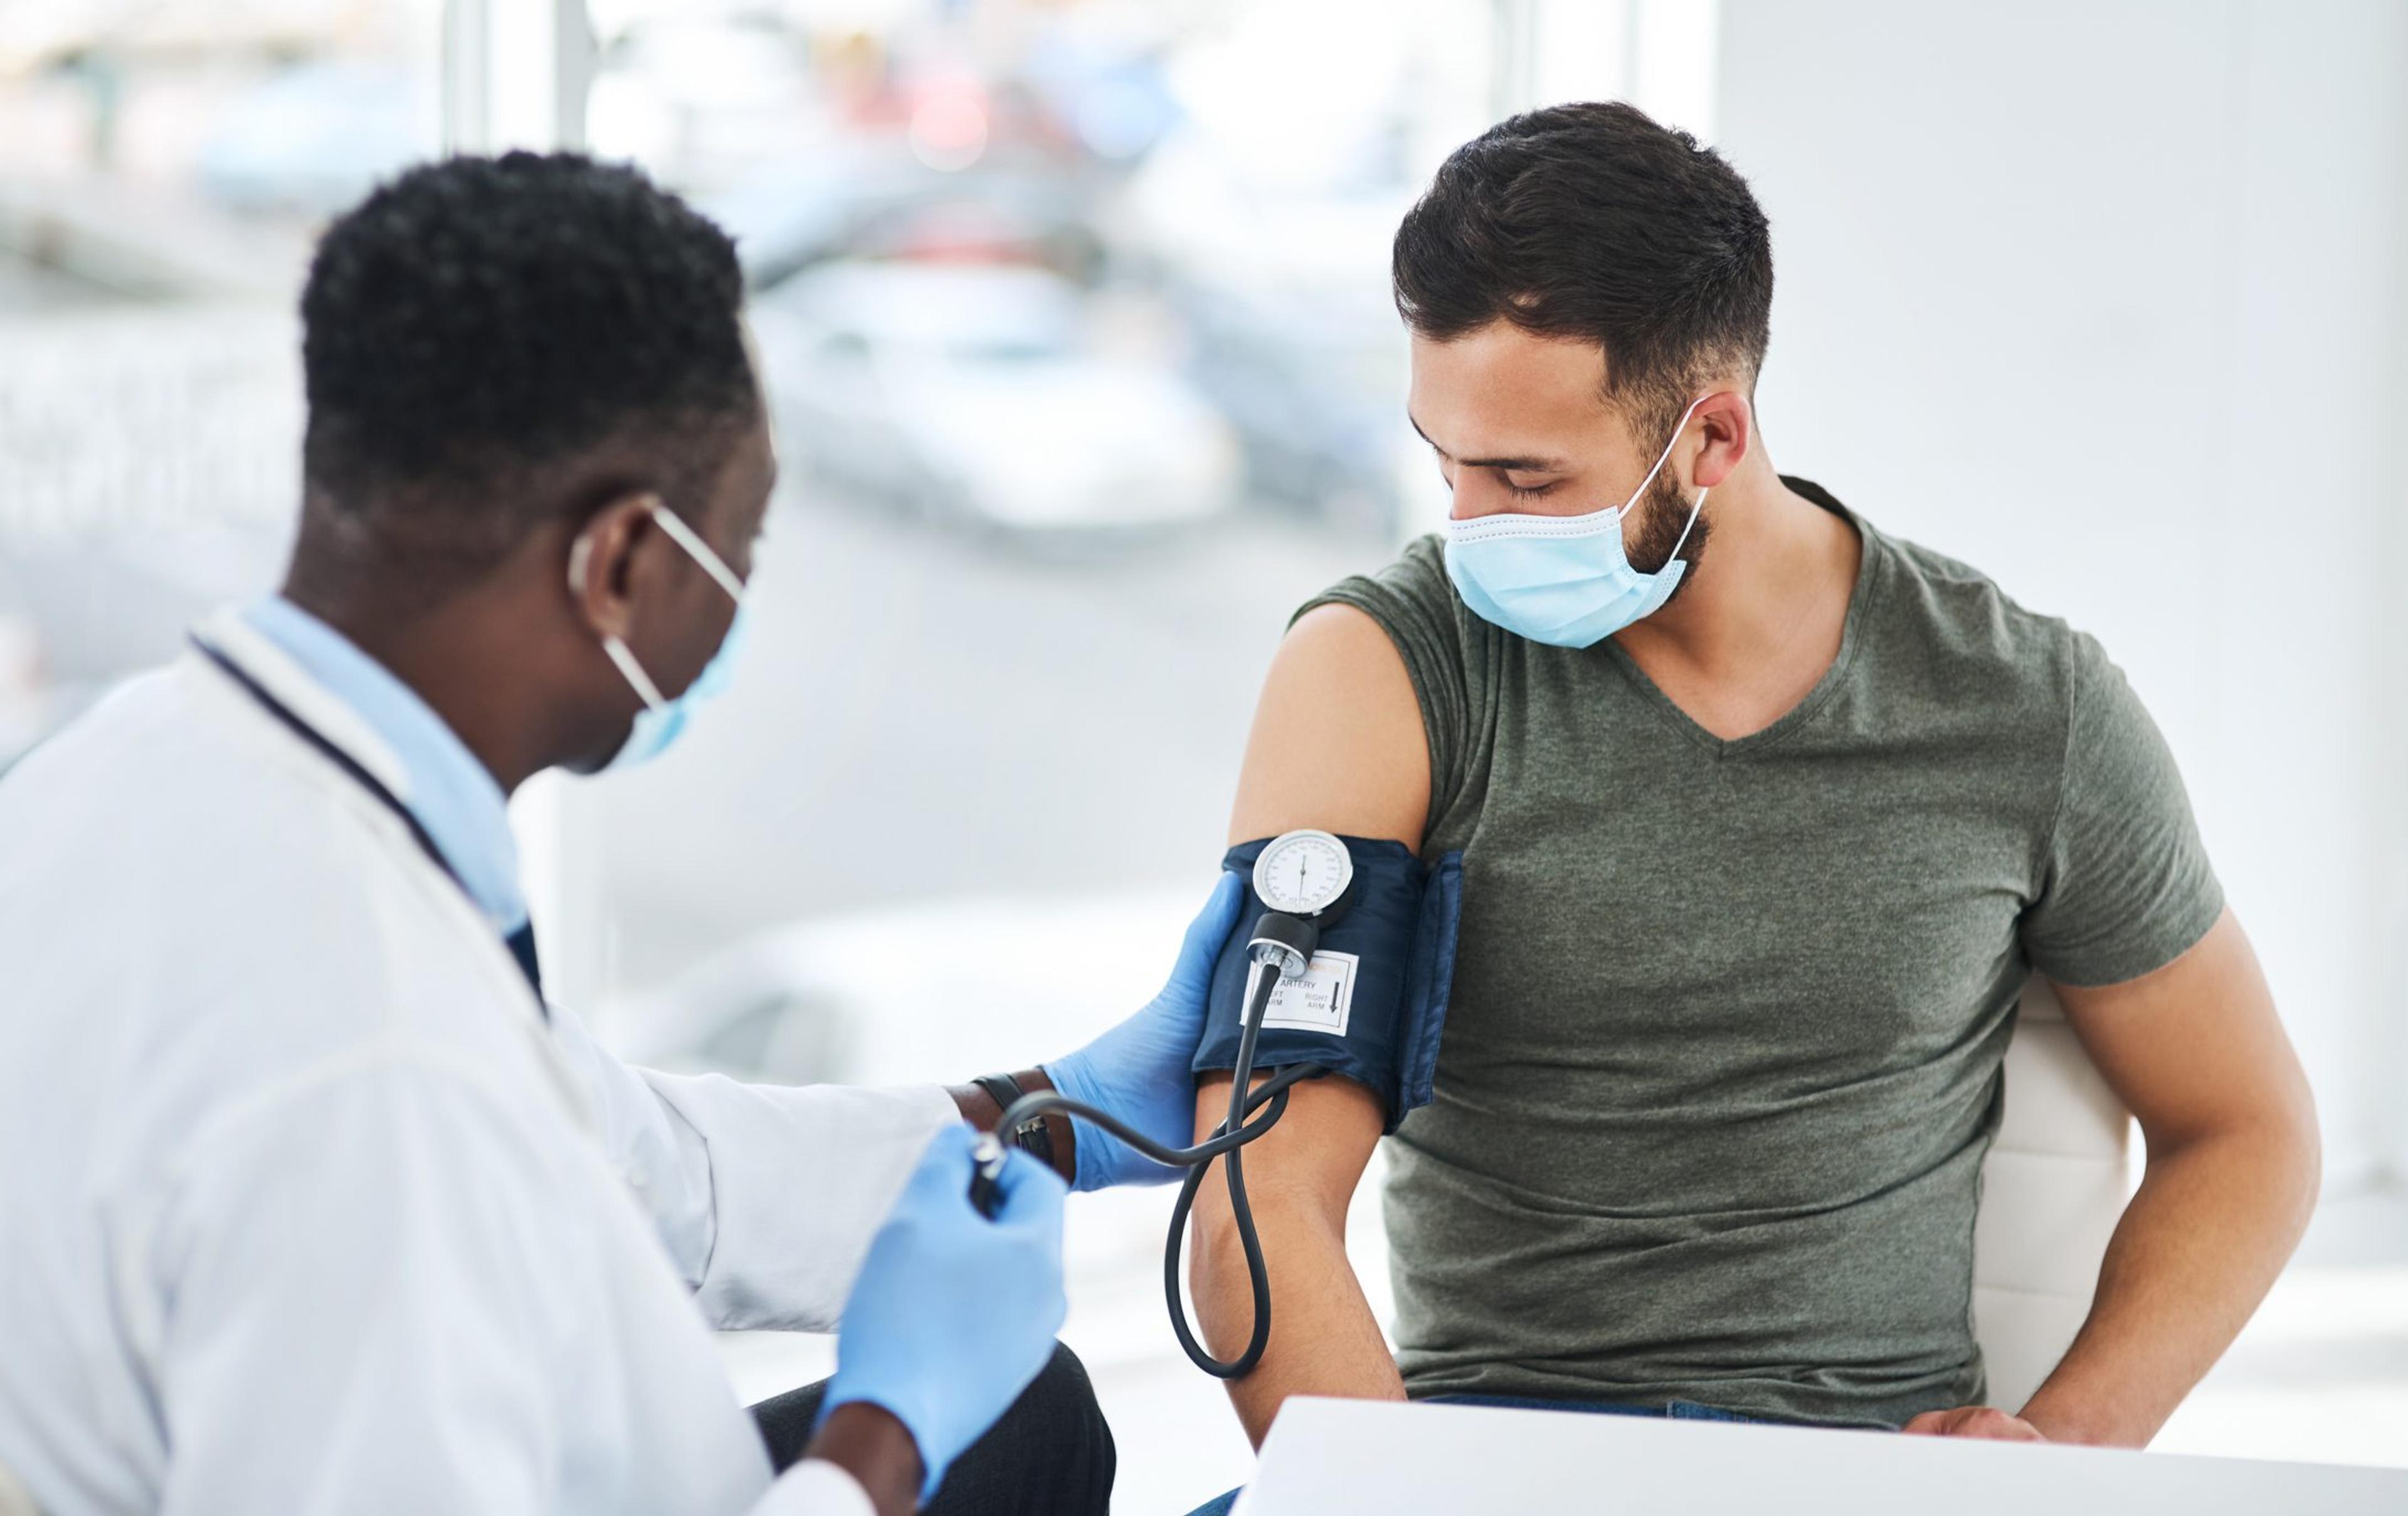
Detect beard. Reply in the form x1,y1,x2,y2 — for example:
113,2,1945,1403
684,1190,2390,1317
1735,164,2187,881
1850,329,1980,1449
1621,465,1711,608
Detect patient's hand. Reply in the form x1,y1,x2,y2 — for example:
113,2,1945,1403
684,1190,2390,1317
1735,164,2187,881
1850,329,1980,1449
1900,1407,2047,1441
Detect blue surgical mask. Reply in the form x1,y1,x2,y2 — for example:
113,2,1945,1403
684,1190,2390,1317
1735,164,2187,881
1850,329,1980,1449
1442,396,1709,650
571,500,749,771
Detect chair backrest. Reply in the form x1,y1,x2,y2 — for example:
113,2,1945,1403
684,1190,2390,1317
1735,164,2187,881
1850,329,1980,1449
0,1451,39,1516
1972,977,2136,1409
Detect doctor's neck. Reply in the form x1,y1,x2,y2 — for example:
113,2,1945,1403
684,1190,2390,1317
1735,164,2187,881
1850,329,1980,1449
283,495,607,798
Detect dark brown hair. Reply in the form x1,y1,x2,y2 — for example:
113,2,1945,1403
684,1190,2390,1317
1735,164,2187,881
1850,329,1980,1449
1393,102,1773,441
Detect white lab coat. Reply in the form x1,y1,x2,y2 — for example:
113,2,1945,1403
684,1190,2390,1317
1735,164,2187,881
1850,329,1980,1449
0,617,959,1515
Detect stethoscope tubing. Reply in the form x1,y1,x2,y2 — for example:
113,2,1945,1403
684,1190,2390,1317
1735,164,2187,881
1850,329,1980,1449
988,962,1318,1379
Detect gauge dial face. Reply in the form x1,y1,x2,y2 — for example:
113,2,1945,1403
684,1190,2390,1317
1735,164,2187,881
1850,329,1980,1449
1252,829,1353,917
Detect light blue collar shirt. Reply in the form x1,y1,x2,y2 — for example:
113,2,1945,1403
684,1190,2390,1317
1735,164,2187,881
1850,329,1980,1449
240,596,530,935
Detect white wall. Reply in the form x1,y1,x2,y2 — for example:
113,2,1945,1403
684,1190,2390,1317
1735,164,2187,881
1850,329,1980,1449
1714,0,2408,1187
1492,0,1722,138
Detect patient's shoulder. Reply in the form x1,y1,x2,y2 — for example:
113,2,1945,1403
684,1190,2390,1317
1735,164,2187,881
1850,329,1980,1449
1282,597,1411,684
1296,534,1471,690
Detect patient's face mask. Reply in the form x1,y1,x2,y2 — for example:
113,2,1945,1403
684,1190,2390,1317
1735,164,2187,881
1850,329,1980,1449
1442,396,1710,650
571,502,749,771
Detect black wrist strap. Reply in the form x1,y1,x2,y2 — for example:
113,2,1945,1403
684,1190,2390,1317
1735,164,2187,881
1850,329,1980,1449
971,1073,1057,1169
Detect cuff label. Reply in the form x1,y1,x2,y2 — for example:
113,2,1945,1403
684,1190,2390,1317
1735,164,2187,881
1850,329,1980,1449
1257,950,1358,1036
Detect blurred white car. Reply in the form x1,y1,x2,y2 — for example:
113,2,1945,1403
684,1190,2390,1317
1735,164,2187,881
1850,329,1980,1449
198,60,430,216
751,260,1240,536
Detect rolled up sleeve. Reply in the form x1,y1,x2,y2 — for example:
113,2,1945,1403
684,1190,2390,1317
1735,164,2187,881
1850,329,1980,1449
546,1004,958,1330
639,1068,961,1330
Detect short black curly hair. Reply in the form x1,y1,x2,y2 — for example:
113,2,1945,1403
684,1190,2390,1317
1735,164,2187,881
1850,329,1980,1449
300,151,757,566
1393,102,1773,444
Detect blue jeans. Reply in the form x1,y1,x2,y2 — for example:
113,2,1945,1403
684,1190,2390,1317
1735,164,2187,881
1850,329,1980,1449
1181,1395,1757,1515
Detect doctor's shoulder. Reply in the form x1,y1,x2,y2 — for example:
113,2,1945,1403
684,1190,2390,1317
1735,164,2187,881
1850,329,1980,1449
0,660,494,1057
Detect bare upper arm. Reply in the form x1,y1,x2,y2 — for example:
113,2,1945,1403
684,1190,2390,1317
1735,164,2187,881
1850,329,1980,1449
2049,909,2317,1151
1228,603,1429,850
1199,601,1427,1181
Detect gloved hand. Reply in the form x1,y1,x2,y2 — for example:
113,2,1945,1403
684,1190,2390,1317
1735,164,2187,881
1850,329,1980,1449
1043,870,1245,1190
821,1124,1069,1505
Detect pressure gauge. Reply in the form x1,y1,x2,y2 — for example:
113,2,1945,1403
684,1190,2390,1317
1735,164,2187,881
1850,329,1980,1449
1252,829,1354,918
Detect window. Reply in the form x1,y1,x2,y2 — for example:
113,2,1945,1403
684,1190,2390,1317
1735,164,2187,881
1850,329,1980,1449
0,0,444,770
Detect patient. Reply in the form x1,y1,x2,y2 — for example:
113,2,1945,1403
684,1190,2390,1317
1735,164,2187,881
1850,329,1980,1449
1185,103,2320,1496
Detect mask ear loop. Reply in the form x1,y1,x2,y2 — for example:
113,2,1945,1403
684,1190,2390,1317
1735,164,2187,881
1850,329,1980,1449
1624,395,1715,573
599,637,668,710
647,502,748,603
568,509,670,713
1660,485,1709,571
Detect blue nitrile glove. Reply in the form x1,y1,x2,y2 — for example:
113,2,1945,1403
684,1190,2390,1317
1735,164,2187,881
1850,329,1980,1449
1043,870,1245,1191
821,1124,1069,1505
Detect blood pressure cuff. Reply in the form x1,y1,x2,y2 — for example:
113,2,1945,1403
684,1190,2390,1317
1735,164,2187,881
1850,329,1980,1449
1191,836,1463,1133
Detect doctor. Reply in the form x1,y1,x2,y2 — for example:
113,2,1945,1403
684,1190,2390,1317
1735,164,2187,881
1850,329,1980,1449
0,154,1235,1516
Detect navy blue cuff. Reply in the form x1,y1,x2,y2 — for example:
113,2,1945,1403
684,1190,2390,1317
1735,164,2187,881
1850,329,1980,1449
1191,836,1462,1132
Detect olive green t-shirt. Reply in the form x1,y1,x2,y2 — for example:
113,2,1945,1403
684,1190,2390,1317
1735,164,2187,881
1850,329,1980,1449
1304,480,2221,1428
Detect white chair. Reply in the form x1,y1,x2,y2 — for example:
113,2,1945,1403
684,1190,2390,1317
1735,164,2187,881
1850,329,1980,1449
0,1453,38,1516
1972,976,2136,1410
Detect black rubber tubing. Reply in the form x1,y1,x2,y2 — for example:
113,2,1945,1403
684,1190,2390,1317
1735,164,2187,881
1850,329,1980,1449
991,962,1321,1378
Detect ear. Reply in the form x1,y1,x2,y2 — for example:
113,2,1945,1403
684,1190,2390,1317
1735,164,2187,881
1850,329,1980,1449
566,491,662,641
1686,391,1755,492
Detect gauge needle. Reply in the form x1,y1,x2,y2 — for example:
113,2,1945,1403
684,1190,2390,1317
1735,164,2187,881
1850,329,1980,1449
1297,856,1307,895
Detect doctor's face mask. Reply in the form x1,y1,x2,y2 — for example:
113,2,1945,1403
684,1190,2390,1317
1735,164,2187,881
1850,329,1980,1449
569,500,749,771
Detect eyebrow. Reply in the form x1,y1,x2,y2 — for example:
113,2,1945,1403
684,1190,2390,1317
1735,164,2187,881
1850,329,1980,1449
1407,413,1566,472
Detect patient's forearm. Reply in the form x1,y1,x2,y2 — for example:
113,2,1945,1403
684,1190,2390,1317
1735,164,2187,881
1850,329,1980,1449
2019,1118,2317,1446
1189,1085,1403,1446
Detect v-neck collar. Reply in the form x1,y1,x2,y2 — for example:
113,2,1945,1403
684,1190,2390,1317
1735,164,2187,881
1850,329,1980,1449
1599,478,1881,760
